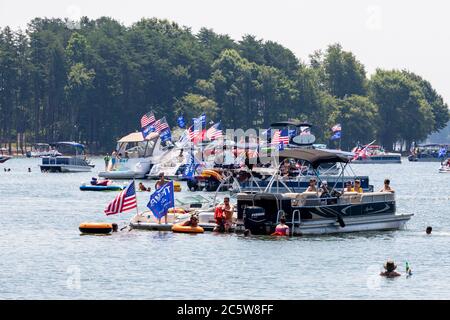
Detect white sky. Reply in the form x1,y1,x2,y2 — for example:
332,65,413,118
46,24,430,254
1,0,450,104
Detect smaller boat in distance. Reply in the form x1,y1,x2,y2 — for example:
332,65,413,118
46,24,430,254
352,143,401,164
439,158,450,173
0,148,12,163
39,142,94,172
408,144,450,162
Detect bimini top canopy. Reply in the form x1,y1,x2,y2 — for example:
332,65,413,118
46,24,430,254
51,142,86,149
270,121,312,128
278,149,349,168
118,132,159,143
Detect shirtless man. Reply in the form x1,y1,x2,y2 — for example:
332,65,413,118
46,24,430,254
216,197,234,232
379,179,395,193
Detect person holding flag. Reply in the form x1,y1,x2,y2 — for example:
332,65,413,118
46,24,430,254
147,180,175,225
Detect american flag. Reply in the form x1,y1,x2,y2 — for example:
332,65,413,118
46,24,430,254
206,122,223,140
272,129,289,145
187,126,198,141
104,181,137,215
141,112,156,128
154,117,169,133
332,124,342,132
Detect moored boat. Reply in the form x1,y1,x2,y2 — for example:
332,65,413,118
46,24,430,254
352,144,401,164
39,142,94,172
238,149,412,236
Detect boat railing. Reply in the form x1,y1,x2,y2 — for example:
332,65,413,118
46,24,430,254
291,209,301,237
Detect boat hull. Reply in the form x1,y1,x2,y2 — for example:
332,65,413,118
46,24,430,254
39,164,93,172
99,170,147,179
291,213,412,235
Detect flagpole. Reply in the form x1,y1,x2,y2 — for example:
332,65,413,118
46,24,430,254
133,177,140,216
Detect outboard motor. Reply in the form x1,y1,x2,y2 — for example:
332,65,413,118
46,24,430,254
243,206,269,235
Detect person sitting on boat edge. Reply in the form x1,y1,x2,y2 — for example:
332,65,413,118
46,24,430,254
305,178,317,192
380,260,401,278
272,216,290,236
352,179,363,193
379,179,395,193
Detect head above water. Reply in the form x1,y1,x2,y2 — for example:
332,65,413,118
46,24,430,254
426,226,432,234
384,260,397,272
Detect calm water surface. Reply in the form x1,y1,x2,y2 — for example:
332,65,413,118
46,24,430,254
0,158,449,299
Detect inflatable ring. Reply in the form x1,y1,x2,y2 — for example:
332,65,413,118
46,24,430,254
172,224,204,234
79,222,113,234
271,231,288,236
200,169,223,181
168,207,187,214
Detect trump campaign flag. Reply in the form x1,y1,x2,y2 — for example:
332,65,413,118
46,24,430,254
331,131,341,140
177,115,186,128
147,181,175,219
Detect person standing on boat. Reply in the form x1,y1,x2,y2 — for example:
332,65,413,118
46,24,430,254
110,150,117,170
155,172,168,190
103,153,111,171
379,179,395,193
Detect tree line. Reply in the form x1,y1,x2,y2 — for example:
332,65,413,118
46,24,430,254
0,17,449,153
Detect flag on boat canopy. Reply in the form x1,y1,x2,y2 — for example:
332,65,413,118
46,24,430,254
193,113,206,129
183,152,197,180
331,131,341,140
288,129,297,138
206,122,223,140
104,181,137,215
177,115,186,128
154,117,170,133
141,111,156,128
272,129,289,146
438,147,447,158
160,127,172,142
147,181,175,219
142,123,155,139
332,124,342,132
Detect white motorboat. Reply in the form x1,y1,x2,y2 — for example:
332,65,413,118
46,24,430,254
99,132,160,179
39,142,94,173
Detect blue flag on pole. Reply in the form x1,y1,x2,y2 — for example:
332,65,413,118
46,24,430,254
177,115,186,128
331,131,341,140
438,147,447,158
147,181,175,219
142,123,156,139
160,128,172,142
183,152,197,179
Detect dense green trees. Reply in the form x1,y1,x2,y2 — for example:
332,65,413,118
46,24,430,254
0,17,448,153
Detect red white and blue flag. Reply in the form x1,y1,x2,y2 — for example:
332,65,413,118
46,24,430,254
104,181,137,215
141,112,156,128
272,129,289,146
206,122,223,140
154,117,169,133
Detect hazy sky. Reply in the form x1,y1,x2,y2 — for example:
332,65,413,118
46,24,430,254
1,0,449,103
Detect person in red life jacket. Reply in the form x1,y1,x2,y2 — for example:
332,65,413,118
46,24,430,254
272,216,290,236
213,197,234,232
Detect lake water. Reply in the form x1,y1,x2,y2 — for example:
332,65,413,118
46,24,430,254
0,157,449,299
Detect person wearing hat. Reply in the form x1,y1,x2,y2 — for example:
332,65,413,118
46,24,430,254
380,260,401,278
